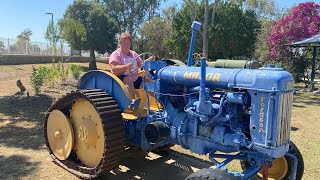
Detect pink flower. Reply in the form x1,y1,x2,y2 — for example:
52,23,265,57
267,2,320,61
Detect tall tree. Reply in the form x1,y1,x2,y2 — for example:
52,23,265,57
267,2,320,81
171,2,260,60
12,29,33,54
103,0,164,38
183,0,221,60
253,19,273,60
45,19,60,54
17,29,32,41
59,0,118,70
210,3,260,58
229,0,277,61
140,17,171,58
140,6,176,58
230,0,276,19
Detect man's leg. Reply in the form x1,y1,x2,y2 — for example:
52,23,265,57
123,76,136,101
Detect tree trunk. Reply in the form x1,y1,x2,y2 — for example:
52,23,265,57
16,79,26,91
129,0,134,36
203,0,220,60
212,0,221,23
202,0,209,60
89,49,97,70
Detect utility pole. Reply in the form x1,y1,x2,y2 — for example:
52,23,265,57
45,12,54,56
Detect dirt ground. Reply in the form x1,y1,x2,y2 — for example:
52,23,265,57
0,62,319,180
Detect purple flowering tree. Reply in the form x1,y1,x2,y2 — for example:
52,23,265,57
266,2,320,81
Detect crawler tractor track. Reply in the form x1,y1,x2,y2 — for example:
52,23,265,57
44,89,126,179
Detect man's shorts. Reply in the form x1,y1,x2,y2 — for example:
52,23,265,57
117,75,142,89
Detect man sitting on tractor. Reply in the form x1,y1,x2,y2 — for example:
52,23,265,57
109,32,154,103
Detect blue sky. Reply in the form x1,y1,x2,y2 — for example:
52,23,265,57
0,0,317,42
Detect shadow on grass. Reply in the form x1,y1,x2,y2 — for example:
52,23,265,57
8,65,25,71
291,126,299,131
79,66,111,73
293,104,306,108
293,91,320,108
79,65,91,72
0,155,39,179
98,149,215,180
0,94,53,150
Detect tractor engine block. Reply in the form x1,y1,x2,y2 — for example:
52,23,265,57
130,61,294,160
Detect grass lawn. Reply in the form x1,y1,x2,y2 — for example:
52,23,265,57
0,63,319,179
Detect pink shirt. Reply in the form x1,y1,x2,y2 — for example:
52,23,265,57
109,48,143,81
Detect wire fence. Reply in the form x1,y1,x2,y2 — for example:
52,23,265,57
0,37,71,56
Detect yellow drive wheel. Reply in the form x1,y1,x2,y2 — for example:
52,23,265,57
47,110,74,160
257,157,288,180
240,141,304,180
70,99,105,168
45,89,126,178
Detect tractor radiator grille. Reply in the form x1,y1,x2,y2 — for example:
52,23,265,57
276,92,293,146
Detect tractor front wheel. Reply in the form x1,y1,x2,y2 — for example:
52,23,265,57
241,141,304,180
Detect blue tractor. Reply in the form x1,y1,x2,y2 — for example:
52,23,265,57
44,21,304,179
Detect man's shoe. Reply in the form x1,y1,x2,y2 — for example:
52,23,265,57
130,98,141,108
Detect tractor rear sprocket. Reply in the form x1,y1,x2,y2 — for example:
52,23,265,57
44,89,126,179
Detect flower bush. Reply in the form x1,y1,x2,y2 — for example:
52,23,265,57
266,2,320,81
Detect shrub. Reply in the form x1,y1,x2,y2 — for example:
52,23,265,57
30,61,83,94
48,60,68,82
30,66,45,94
37,66,51,82
70,64,81,80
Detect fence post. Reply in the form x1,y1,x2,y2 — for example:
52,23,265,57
7,38,10,54
25,41,28,55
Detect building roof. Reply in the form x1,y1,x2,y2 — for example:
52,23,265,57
287,34,320,47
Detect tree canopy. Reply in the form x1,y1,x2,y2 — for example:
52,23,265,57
230,0,276,19
59,0,118,70
103,0,163,38
170,2,260,60
55,0,319,76
139,6,177,58
17,29,32,41
45,20,60,45
9,29,33,54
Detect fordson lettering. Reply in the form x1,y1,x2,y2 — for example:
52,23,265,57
259,96,265,133
183,72,221,82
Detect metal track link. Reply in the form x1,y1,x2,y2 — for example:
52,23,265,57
44,89,126,179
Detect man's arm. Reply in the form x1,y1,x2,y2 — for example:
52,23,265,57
136,54,155,68
109,62,132,75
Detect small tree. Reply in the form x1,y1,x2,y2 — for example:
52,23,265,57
267,2,320,81
45,19,60,55
59,0,118,70
30,66,45,94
